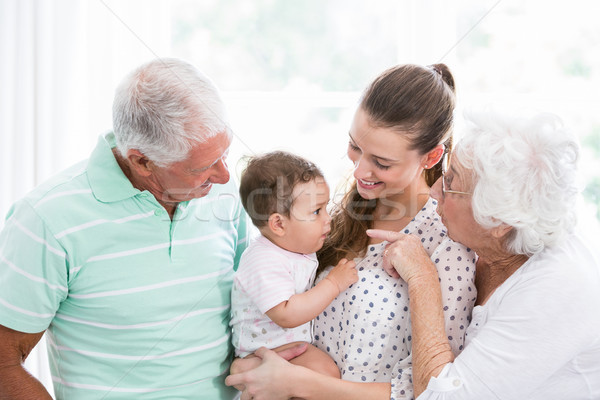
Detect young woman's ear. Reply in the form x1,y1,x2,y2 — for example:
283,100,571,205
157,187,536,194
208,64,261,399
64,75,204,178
126,149,153,177
267,213,286,237
422,144,445,169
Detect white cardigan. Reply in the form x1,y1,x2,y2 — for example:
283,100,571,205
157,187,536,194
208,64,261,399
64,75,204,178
419,233,600,400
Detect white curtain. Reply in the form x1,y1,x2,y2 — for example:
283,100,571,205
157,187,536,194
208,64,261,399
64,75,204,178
0,0,171,396
3,1,597,397
0,0,446,394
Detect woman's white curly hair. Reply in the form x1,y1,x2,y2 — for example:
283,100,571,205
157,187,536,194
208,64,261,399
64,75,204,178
456,108,579,256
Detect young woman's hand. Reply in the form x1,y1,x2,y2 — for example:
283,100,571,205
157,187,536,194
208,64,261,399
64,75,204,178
325,258,358,293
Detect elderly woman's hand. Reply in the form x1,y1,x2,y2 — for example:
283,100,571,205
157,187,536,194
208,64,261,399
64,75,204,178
367,229,437,284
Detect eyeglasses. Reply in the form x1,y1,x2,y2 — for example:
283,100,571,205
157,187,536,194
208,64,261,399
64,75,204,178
441,153,471,196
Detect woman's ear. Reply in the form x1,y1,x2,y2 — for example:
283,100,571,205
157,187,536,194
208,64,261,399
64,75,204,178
126,149,153,177
267,213,286,237
491,223,513,239
422,144,445,169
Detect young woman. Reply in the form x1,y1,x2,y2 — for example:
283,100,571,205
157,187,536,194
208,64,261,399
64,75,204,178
227,64,477,400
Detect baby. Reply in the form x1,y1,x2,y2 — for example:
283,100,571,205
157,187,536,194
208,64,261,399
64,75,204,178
230,151,357,377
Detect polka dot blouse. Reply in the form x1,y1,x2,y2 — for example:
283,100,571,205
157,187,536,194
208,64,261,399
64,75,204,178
314,197,477,400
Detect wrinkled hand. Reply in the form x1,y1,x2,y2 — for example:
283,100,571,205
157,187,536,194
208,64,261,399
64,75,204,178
366,229,435,284
325,258,358,293
226,346,303,400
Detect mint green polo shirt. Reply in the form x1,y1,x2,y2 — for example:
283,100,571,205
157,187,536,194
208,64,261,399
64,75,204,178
0,133,248,399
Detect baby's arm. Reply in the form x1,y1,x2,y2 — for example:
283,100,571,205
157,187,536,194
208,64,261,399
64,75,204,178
266,258,357,328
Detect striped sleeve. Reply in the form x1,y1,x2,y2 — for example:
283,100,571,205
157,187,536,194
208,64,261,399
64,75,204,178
0,199,68,333
233,206,250,272
234,249,295,314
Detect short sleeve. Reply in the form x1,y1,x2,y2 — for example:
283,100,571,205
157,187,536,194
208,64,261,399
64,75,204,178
234,251,296,313
233,206,250,271
0,200,68,333
431,238,477,354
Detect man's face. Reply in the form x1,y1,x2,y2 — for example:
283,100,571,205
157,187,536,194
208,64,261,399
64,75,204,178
147,131,232,204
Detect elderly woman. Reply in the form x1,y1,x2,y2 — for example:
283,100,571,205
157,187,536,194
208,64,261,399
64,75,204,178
368,109,600,399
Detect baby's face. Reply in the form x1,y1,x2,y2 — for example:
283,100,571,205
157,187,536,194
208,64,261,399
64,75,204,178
284,178,331,254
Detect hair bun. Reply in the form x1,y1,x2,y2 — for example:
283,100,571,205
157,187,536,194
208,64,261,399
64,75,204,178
428,63,456,93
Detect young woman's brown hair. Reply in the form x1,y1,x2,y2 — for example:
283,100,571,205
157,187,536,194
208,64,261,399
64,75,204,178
317,63,456,271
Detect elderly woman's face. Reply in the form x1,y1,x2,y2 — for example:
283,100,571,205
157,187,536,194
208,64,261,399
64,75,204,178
430,156,487,249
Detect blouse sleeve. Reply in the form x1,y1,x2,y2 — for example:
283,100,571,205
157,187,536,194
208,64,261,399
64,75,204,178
390,354,414,400
431,238,477,355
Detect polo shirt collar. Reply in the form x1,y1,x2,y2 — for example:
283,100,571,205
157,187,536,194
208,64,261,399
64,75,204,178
87,132,142,203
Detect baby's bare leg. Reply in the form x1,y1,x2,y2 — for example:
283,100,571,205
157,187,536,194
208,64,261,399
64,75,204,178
272,341,340,378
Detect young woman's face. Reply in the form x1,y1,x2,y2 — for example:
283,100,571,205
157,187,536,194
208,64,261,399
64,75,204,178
347,108,427,201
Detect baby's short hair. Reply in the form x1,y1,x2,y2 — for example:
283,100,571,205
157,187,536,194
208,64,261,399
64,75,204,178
239,151,325,228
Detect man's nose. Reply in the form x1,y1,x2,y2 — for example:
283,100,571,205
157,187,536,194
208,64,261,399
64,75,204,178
211,158,230,184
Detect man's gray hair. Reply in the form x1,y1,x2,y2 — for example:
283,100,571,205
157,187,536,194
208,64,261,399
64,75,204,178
456,108,579,256
112,58,231,166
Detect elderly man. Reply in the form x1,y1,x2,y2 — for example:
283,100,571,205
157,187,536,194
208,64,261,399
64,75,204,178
0,58,248,399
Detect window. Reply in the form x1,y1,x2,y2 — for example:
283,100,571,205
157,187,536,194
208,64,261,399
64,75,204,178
168,0,600,221
6,1,599,395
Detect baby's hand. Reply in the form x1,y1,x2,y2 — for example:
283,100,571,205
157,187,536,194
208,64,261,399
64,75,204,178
325,258,358,293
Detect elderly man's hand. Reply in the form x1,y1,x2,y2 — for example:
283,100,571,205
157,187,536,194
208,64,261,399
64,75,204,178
227,345,308,400
229,356,262,391
367,229,436,284
228,343,308,393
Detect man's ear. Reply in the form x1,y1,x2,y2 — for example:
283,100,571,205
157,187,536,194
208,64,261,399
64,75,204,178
422,144,445,169
267,213,286,237
126,149,153,177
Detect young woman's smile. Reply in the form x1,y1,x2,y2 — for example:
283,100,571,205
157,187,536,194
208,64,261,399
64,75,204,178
348,108,430,202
